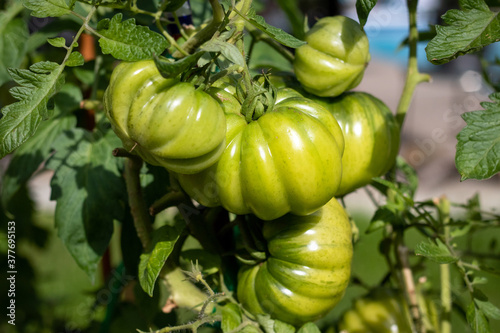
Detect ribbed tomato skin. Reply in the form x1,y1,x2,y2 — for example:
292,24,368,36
237,199,353,326
175,91,345,221
103,60,226,174
311,92,400,196
293,16,370,98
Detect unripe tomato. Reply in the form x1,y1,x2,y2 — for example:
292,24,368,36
175,89,345,221
103,60,226,174
293,16,370,97
310,92,400,196
338,289,413,333
237,199,353,327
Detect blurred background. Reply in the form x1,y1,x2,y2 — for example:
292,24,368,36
1,0,499,332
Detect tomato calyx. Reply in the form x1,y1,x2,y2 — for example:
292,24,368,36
237,75,278,122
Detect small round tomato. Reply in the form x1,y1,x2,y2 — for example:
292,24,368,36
338,289,412,333
237,199,353,327
293,16,370,97
103,60,226,174
175,90,345,221
310,92,400,196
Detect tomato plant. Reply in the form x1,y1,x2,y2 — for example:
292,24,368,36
1,1,500,333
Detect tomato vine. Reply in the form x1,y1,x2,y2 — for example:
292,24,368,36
0,1,500,333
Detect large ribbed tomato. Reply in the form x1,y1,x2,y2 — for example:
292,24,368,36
293,16,370,98
310,92,400,196
237,199,353,326
103,60,226,174
175,89,345,221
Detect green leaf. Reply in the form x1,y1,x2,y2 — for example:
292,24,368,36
154,52,204,79
221,303,242,333
46,128,126,280
474,290,500,320
455,92,500,180
371,177,415,206
467,302,490,333
257,315,277,333
356,0,378,28
201,40,246,67
0,3,29,85
297,323,320,333
426,0,500,65
138,225,182,296
274,320,296,333
415,239,458,264
476,299,500,320
1,84,79,210
275,0,305,39
66,51,84,67
47,37,67,48
24,0,76,18
366,207,397,233
472,276,488,285
0,61,65,158
245,8,306,48
257,314,295,333
97,13,168,61
240,326,261,333
451,223,472,238
73,66,95,85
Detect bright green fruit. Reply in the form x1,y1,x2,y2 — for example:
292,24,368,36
237,199,353,326
338,289,415,333
103,60,226,174
310,92,400,196
175,90,345,221
293,16,370,97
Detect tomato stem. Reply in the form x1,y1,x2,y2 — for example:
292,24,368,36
149,191,187,216
436,197,452,333
124,157,152,249
395,0,431,129
395,232,423,333
171,0,225,58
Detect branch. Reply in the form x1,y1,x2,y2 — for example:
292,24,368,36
436,197,452,333
395,233,423,333
149,191,188,216
396,0,431,128
171,0,225,58
124,156,152,248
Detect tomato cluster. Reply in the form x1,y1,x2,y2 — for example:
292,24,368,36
104,14,400,327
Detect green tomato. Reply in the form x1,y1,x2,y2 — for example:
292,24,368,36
237,198,353,326
103,60,226,174
310,92,400,196
293,16,370,97
338,289,413,333
175,91,345,221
